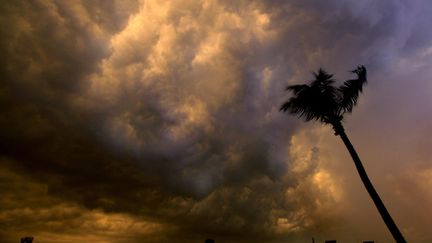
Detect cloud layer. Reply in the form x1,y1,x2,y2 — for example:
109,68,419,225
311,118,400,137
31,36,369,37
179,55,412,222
1,0,432,242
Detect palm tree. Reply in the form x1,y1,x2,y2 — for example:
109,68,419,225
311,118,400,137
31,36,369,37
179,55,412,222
280,66,406,243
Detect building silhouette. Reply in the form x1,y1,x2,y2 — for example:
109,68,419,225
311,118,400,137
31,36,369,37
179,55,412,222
20,237,33,243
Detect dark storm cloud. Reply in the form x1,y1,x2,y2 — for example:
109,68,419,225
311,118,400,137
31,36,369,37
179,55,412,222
1,0,432,242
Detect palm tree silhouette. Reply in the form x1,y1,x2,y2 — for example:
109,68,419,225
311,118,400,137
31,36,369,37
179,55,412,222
280,66,406,243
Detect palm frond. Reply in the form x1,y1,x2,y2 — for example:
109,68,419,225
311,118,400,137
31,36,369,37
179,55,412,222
338,65,367,113
312,68,335,86
281,69,340,123
285,84,309,94
280,84,312,119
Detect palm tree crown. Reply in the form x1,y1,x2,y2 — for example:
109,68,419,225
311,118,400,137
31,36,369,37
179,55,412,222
280,65,367,126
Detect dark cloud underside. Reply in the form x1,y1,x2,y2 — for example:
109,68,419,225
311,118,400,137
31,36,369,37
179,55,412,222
1,0,432,242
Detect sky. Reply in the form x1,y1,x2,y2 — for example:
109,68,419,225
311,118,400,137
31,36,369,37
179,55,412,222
1,0,432,242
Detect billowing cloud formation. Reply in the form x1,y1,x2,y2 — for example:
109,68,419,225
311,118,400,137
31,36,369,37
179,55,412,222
1,0,432,242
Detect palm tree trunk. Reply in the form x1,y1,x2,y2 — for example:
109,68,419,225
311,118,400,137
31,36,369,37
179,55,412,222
333,122,407,243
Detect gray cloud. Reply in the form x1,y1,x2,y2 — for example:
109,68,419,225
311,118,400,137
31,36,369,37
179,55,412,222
1,0,432,242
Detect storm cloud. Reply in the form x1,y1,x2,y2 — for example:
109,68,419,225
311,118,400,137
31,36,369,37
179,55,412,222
1,0,432,242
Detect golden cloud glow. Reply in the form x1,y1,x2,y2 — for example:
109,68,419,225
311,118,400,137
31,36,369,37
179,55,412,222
3,0,432,242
